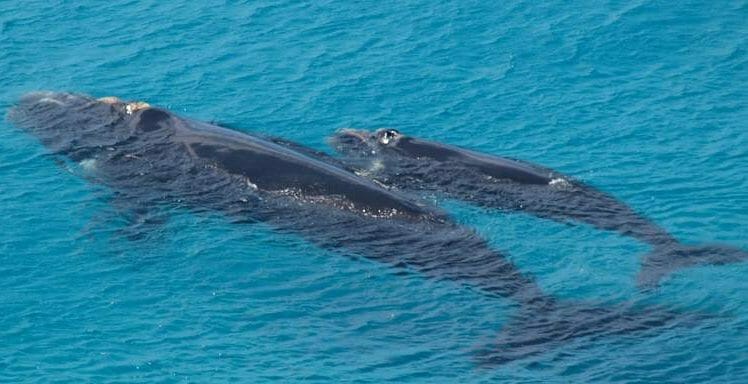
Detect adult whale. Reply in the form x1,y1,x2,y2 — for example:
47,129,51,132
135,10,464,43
8,92,703,365
330,128,748,288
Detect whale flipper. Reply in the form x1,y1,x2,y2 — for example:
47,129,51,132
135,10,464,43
638,243,748,289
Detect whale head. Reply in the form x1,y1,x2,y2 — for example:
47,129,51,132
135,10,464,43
331,127,431,160
7,91,169,160
330,128,408,157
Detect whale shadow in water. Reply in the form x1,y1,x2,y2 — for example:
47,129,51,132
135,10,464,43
7,92,716,365
328,128,748,289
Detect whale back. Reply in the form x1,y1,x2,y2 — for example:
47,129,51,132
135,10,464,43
171,118,440,221
390,137,552,185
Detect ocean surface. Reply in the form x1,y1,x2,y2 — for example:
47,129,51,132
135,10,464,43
1,1,747,382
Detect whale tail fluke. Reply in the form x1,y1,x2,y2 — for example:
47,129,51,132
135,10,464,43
475,301,708,366
637,243,748,289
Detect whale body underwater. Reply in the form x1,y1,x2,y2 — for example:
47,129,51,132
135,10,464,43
330,128,748,288
8,92,710,365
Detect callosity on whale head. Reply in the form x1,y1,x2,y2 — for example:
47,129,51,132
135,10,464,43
331,128,417,158
7,91,163,160
328,128,376,157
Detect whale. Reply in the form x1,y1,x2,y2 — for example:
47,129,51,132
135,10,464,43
8,92,707,365
329,128,748,288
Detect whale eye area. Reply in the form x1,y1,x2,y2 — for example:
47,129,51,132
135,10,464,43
377,129,400,145
135,108,171,132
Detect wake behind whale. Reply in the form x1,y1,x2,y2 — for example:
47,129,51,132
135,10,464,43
7,92,709,365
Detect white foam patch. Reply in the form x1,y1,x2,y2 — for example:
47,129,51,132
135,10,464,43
355,159,385,178
79,158,97,172
549,177,572,189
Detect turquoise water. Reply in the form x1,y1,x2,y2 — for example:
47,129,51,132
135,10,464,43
1,0,747,382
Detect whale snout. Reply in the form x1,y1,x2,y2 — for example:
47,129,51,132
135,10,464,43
12,92,150,123
9,92,89,128
8,91,137,152
18,91,88,107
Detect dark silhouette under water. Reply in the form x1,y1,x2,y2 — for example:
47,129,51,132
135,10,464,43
8,92,709,365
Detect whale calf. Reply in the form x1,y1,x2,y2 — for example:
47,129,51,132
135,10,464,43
330,128,748,288
8,92,706,365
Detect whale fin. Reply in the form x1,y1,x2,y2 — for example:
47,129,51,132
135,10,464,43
637,243,748,289
116,208,170,242
90,194,171,242
475,301,709,366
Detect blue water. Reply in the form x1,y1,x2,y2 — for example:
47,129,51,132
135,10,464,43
1,0,747,382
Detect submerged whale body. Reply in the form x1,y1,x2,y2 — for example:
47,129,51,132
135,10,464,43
8,92,707,365
330,128,748,288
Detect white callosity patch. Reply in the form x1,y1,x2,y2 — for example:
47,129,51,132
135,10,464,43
97,96,121,104
125,102,150,115
97,96,150,115
38,97,65,106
